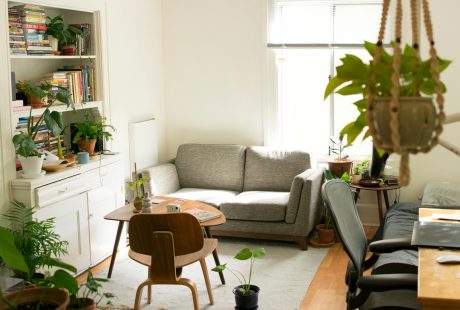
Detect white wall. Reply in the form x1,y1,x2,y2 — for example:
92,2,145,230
162,0,266,158
107,0,166,176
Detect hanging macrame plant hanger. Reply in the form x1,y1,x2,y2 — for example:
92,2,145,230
366,0,445,186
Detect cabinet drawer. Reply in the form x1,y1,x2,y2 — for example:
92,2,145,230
35,171,101,207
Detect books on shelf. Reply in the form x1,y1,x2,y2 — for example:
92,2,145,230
184,208,222,222
8,8,26,55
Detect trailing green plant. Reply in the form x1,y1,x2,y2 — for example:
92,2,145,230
1,200,76,280
324,41,451,146
212,247,266,296
13,80,73,158
45,15,88,48
72,111,115,143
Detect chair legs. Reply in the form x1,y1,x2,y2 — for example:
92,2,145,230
200,258,214,305
178,278,199,310
134,279,154,310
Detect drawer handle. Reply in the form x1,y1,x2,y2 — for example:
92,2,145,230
58,188,69,194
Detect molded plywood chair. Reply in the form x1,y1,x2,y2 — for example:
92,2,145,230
128,213,217,310
322,179,421,310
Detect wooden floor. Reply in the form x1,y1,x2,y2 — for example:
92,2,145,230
77,226,378,310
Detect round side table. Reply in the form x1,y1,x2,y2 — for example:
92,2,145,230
349,183,401,224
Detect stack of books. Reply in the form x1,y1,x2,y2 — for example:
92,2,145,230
15,117,66,156
8,8,26,55
59,65,96,103
13,5,53,56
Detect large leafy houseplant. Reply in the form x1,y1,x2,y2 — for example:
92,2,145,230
212,247,265,309
13,80,72,159
324,41,451,147
45,15,88,49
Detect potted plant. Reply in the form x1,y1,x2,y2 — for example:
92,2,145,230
13,81,73,176
315,208,335,246
45,15,88,55
127,177,149,213
324,41,450,185
212,247,266,310
1,200,77,280
328,135,352,178
352,159,370,185
72,111,114,155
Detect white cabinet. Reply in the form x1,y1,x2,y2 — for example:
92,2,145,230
11,154,124,274
34,193,91,273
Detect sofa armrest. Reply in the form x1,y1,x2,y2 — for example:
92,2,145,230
285,169,323,225
141,163,180,196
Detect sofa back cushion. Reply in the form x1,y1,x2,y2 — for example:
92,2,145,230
243,147,311,192
175,144,246,192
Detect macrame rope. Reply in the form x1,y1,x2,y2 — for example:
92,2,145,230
367,0,444,186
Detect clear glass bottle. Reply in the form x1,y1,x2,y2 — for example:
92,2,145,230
142,192,152,213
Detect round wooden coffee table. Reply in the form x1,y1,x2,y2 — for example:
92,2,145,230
104,196,226,283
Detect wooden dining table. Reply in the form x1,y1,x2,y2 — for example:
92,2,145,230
104,197,227,284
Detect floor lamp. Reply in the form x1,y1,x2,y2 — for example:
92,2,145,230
439,113,460,157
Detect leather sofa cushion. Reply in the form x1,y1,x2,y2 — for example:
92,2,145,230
243,147,311,192
220,191,289,222
175,144,246,192
168,188,238,208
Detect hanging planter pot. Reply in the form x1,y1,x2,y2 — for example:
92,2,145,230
373,97,437,150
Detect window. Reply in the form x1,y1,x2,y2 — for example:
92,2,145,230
267,0,385,158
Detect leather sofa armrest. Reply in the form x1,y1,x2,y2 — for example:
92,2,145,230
141,163,180,196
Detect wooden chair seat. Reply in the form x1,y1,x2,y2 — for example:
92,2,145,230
128,213,218,310
128,238,217,268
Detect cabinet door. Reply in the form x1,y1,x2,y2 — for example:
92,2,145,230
34,193,91,274
87,162,125,265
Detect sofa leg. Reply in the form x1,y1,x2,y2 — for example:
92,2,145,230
296,237,308,251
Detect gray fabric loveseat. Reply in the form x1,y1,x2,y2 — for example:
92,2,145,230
141,143,324,249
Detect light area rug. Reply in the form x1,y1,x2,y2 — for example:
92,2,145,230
97,237,328,310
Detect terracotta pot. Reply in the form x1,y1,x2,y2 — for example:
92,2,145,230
352,174,362,185
30,95,47,108
64,154,77,163
316,224,335,244
1,287,69,310
77,139,97,155
70,297,96,310
373,97,437,151
62,44,76,55
133,197,143,213
327,159,353,178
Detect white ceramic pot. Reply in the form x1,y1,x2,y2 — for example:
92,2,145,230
49,35,59,52
352,174,362,185
19,155,44,176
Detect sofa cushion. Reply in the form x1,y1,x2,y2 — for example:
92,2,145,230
168,188,239,208
175,144,246,192
220,191,289,222
243,147,311,192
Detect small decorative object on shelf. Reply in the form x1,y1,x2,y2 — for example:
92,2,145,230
142,192,152,213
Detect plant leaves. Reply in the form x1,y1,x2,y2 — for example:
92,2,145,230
211,264,226,272
48,269,79,295
42,257,77,273
336,83,364,96
234,248,252,260
44,110,64,137
252,247,266,258
324,76,348,99
0,227,29,273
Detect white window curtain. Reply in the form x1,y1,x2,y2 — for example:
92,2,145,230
266,0,387,158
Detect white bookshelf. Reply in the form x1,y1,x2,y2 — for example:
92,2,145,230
10,55,97,59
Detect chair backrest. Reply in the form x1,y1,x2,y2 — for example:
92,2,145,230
129,213,204,256
321,180,368,277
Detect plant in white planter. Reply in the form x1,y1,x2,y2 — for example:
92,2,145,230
212,247,265,310
12,81,72,177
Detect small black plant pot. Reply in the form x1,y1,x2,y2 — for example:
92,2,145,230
233,285,260,310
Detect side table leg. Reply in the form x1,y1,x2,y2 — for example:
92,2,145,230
383,190,390,210
204,227,226,285
107,221,124,278
376,191,384,225
354,188,361,204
